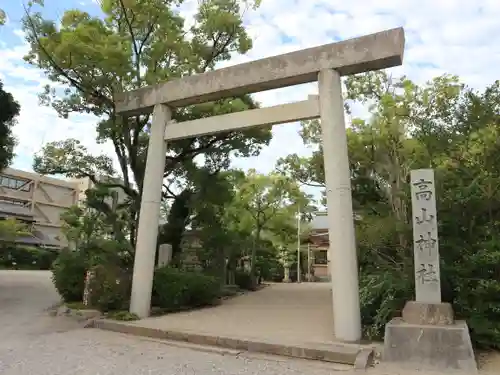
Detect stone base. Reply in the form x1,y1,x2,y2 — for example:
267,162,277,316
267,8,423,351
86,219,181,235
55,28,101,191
383,318,477,373
402,301,454,325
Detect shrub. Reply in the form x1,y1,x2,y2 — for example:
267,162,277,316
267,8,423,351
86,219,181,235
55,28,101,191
88,264,132,312
234,270,255,290
0,245,57,270
107,311,139,321
152,266,220,311
444,237,500,349
359,269,413,339
51,250,86,302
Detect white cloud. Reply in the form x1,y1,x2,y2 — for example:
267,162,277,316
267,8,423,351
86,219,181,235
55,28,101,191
0,0,499,181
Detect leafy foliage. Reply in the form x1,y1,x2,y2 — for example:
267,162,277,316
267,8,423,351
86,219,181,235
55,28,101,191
152,266,221,310
279,71,500,348
22,0,271,250
88,263,132,312
228,169,314,281
234,270,254,290
0,80,20,169
0,218,31,242
107,310,140,321
0,245,57,270
51,250,87,303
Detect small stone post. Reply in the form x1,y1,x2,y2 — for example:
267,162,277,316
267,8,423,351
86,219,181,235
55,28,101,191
283,264,291,283
83,269,95,307
383,169,477,372
157,244,172,268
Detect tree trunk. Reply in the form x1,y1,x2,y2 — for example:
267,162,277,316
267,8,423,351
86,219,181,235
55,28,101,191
250,226,260,287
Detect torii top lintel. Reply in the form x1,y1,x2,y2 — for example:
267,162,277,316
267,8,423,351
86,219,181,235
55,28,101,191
115,27,405,116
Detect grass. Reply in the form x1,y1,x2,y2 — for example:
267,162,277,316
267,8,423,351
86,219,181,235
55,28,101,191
106,311,140,321
65,301,91,310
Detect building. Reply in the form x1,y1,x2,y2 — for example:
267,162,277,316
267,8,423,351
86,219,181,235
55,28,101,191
305,211,364,281
72,176,128,207
306,211,330,281
0,167,79,248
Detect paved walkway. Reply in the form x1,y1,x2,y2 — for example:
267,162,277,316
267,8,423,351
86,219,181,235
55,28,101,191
135,282,336,345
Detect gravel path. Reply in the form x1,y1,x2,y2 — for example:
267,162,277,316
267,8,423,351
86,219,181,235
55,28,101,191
1,328,353,375
0,270,347,375
1,270,497,375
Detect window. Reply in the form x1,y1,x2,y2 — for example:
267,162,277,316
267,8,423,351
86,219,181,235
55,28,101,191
0,175,30,192
314,250,328,265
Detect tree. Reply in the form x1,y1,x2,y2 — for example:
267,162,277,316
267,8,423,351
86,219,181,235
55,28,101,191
0,8,5,25
278,70,500,347
188,169,245,282
0,218,30,242
230,169,314,282
0,81,20,170
60,186,134,268
22,0,271,249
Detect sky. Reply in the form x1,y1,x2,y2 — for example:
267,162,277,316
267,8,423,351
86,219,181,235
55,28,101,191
0,0,500,180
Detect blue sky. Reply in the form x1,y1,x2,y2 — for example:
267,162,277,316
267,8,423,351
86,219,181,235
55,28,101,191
1,0,500,180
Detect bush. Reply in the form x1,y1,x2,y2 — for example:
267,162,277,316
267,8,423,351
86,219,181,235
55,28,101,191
152,266,220,311
443,237,500,349
359,270,412,339
234,270,255,290
107,311,139,321
0,245,57,270
51,250,86,302
88,264,131,312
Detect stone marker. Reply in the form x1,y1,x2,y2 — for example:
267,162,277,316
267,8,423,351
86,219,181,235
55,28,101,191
410,169,441,303
157,244,172,268
383,168,477,373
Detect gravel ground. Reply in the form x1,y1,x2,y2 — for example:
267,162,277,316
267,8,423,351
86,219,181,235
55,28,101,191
1,270,498,375
1,328,354,375
0,270,348,375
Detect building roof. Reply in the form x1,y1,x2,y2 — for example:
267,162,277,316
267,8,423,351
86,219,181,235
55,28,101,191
13,235,43,246
32,229,61,247
310,212,328,230
309,211,363,231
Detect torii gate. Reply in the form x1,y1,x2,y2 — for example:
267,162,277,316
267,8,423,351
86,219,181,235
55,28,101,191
115,27,405,342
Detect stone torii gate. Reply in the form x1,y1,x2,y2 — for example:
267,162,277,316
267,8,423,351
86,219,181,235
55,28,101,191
116,27,405,343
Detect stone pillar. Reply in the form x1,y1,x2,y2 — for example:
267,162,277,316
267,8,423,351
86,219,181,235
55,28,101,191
283,265,291,283
383,169,476,372
83,270,95,307
318,69,361,342
130,104,171,318
157,243,172,268
410,169,441,302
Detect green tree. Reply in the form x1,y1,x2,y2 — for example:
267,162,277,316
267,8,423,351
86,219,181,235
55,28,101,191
278,71,500,347
0,8,5,25
231,169,313,282
0,80,20,170
22,0,271,248
0,218,30,242
189,170,243,282
60,185,133,269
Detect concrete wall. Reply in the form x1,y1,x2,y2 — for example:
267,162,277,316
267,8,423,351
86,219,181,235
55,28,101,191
0,168,79,247
72,176,128,207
